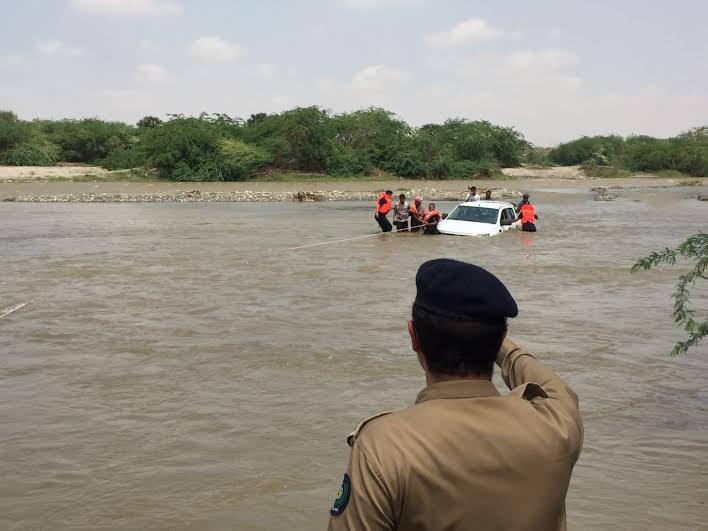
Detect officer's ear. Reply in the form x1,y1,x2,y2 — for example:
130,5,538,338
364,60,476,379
408,320,428,372
408,320,420,352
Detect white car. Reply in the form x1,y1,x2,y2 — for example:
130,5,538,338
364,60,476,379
437,201,521,236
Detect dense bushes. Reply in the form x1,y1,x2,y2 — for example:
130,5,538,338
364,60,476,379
3,105,705,179
549,128,708,176
2,138,60,166
0,106,531,180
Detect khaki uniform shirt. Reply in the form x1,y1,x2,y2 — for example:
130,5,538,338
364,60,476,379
327,339,583,531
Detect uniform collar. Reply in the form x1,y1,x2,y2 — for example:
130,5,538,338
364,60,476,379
415,379,500,404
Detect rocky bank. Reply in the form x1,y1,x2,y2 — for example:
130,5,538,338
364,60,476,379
2,188,521,203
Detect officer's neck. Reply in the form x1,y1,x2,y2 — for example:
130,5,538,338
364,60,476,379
425,372,492,386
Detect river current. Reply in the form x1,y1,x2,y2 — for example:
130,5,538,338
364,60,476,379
1,188,707,530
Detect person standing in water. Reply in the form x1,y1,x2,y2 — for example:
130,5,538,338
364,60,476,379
393,194,410,232
484,189,492,200
374,190,393,233
466,186,480,202
516,194,539,232
422,203,442,235
409,196,426,233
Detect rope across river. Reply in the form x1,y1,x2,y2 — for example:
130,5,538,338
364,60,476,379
287,221,437,250
0,298,37,321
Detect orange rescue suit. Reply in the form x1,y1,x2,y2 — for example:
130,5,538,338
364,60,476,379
377,192,393,215
410,202,426,216
520,203,537,225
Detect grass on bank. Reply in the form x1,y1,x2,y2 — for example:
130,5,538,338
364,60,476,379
582,163,703,181
251,169,512,183
41,169,154,183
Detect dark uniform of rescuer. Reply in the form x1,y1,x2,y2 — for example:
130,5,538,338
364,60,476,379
328,259,583,531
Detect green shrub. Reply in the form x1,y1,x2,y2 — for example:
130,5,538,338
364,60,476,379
524,147,552,166
390,151,427,178
623,136,675,172
99,146,147,170
137,116,163,130
1,137,60,166
141,117,224,178
428,153,453,179
0,117,33,152
328,146,373,176
40,119,135,163
219,139,272,180
171,160,225,182
549,135,624,166
241,107,334,172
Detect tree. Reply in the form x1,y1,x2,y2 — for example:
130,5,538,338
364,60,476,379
137,116,163,129
631,233,708,355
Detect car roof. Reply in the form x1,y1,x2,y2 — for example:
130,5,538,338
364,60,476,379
457,201,516,209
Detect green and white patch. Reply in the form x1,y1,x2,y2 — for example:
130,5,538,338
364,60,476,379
330,473,351,516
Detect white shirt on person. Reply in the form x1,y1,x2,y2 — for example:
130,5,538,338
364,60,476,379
466,193,481,202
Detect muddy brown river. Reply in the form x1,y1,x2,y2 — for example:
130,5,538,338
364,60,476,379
1,187,707,530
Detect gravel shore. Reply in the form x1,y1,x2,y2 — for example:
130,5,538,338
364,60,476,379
2,188,521,203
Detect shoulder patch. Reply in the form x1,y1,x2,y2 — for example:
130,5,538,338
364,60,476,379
347,410,397,447
330,473,351,516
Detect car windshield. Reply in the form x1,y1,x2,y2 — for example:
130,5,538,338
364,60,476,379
446,205,499,224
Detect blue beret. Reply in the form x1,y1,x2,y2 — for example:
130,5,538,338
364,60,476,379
415,259,518,320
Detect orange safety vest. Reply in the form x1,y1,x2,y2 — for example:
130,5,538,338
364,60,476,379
520,203,537,225
377,192,393,215
424,209,442,222
410,202,426,216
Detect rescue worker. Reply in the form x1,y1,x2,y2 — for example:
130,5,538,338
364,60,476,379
374,190,393,233
328,259,583,531
392,194,410,232
516,194,539,232
516,192,531,211
408,196,426,233
422,203,442,235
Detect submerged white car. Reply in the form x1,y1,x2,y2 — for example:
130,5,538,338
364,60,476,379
438,201,521,236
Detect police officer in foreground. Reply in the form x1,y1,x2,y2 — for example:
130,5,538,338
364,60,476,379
328,259,583,530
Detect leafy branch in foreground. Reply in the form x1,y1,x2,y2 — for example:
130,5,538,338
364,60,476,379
631,233,708,355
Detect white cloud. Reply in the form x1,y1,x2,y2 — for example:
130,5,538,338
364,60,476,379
506,49,580,71
549,28,563,40
67,0,182,16
36,40,83,58
254,63,276,78
0,54,24,69
338,0,421,8
425,18,500,48
135,63,168,83
190,36,247,62
315,78,336,94
351,64,408,91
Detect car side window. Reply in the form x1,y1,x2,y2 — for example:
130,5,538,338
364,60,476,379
504,208,514,220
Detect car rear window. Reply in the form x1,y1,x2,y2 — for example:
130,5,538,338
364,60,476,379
446,205,498,224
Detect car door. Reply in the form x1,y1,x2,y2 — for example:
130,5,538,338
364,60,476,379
506,208,520,229
500,208,515,231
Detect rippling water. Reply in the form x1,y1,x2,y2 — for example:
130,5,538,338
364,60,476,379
1,189,707,530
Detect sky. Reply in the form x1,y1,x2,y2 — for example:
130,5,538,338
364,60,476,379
1,0,707,145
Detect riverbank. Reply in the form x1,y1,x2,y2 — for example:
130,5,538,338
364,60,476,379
0,187,521,203
1,175,705,203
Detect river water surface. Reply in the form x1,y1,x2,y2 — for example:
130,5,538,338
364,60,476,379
1,188,707,530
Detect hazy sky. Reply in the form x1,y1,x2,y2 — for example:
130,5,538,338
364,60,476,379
1,0,707,145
